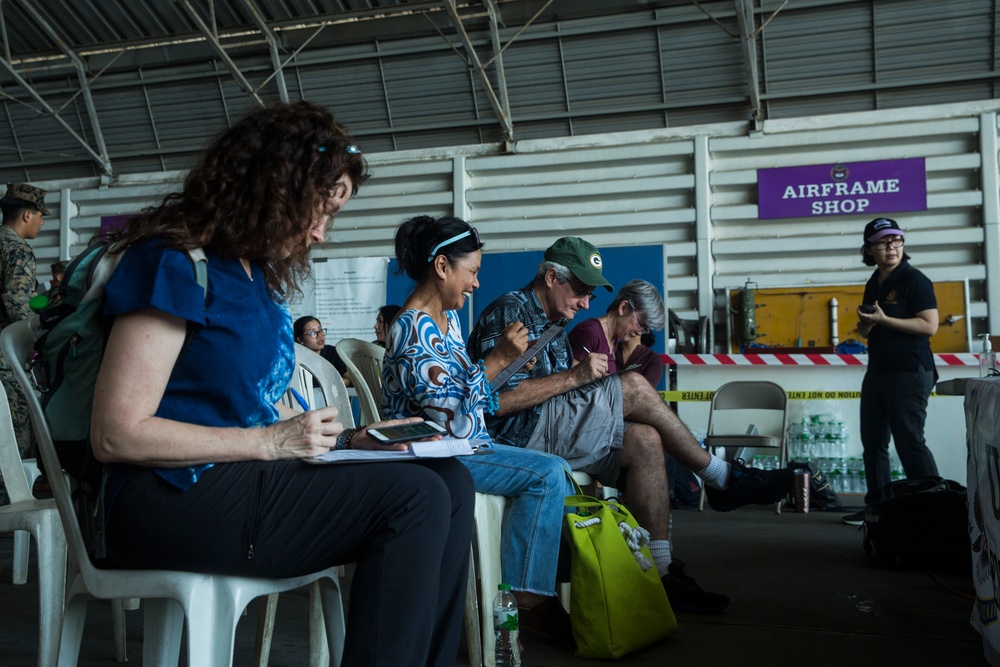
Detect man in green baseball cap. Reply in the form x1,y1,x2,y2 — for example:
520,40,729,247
469,235,793,616
542,236,613,293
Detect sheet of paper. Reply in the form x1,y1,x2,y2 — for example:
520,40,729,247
408,438,476,458
305,438,487,464
287,256,389,342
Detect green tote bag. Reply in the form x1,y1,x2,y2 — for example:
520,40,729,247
563,494,678,659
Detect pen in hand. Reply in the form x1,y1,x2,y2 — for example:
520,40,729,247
582,346,591,355
289,387,311,412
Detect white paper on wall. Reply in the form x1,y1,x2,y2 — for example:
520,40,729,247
288,256,389,344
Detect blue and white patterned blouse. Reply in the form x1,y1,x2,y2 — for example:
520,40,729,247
382,308,494,443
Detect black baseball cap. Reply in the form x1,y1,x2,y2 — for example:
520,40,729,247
863,217,905,244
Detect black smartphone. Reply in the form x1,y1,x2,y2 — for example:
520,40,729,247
366,420,449,444
859,304,876,314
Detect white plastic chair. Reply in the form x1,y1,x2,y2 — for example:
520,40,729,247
0,382,66,667
13,457,42,584
698,380,788,514
12,447,129,664
334,339,385,425
466,492,506,667
291,343,355,424
1,320,347,667
255,343,356,667
465,470,592,667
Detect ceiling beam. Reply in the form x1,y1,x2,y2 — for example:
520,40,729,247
734,0,762,131
14,0,112,175
441,0,514,144
240,0,289,102
0,55,110,173
174,0,264,106
484,0,510,138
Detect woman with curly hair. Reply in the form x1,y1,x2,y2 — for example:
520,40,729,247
90,101,474,666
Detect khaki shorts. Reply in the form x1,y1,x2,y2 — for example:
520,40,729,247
525,374,628,486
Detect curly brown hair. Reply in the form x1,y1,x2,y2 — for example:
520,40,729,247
108,100,369,296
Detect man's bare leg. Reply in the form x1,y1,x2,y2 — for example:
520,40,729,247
619,371,711,472
618,423,670,539
619,418,730,614
617,371,793,512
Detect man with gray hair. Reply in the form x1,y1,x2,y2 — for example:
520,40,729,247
468,236,792,614
0,182,48,457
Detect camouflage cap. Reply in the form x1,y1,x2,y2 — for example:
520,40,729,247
4,183,49,216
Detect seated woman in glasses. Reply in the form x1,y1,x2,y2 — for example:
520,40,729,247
382,215,576,642
293,315,352,387
567,279,666,374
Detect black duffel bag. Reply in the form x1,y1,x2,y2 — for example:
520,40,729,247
862,476,969,571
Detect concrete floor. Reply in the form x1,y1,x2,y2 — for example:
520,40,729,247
0,497,988,666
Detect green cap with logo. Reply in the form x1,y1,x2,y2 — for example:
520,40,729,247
544,236,613,292
3,183,49,216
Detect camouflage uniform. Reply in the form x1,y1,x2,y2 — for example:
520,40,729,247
0,213,39,457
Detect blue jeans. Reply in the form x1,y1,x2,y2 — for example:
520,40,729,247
859,367,939,505
461,445,575,596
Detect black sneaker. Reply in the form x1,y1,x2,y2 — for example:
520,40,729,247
661,559,729,614
704,458,794,512
841,510,865,526
518,597,575,648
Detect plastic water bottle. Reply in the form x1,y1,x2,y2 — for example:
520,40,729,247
27,294,48,340
814,421,829,458
788,422,802,459
829,467,843,493
494,583,520,667
799,420,814,462
847,457,863,494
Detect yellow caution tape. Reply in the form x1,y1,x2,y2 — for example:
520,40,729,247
660,389,951,402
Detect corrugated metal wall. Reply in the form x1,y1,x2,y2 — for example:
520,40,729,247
28,97,1000,351
7,0,1000,180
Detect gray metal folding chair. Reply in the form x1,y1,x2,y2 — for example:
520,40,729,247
698,380,788,514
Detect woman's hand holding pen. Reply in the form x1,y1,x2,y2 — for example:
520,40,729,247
264,406,347,459
268,393,423,456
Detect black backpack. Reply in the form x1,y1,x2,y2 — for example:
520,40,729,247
862,476,969,571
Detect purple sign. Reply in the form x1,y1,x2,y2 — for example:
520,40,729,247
757,158,926,220
100,214,134,235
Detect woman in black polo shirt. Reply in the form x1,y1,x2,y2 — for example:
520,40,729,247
842,218,940,526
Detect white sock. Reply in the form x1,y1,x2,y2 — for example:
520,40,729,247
697,454,731,490
649,539,672,576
